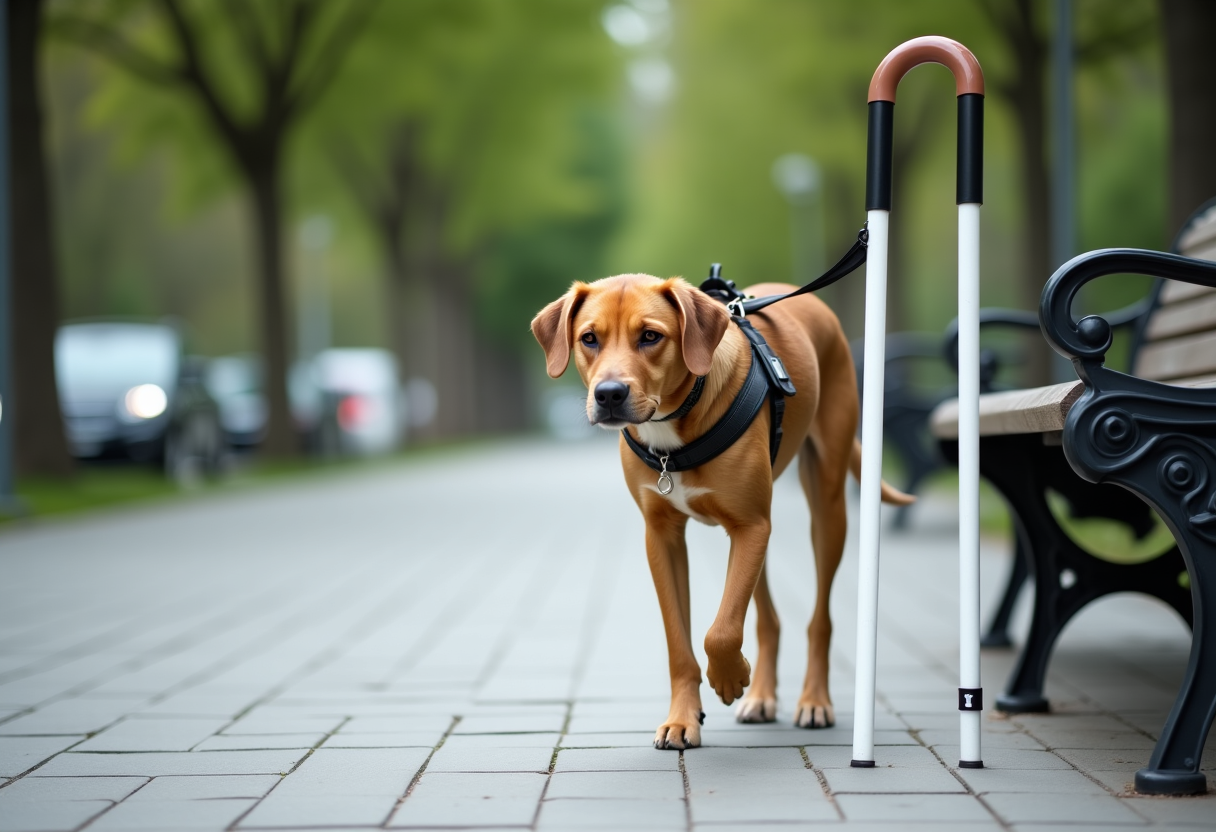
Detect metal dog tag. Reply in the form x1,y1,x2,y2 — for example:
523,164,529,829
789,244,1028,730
657,455,674,495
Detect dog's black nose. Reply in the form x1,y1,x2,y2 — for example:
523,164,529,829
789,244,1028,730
594,381,629,408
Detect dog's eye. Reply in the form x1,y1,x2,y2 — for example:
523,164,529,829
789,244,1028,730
580,332,598,347
640,330,663,345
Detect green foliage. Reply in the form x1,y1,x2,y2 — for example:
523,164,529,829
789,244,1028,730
47,0,625,364
43,0,1172,390
476,106,628,350
298,0,624,351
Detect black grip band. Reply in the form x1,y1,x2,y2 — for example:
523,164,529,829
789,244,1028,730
956,93,983,205
865,101,894,211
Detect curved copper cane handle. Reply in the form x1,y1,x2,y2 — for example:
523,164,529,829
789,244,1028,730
865,37,985,210
868,36,984,103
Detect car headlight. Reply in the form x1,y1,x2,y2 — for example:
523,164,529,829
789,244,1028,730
125,384,168,419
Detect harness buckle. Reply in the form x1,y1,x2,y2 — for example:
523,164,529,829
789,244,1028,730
727,297,746,318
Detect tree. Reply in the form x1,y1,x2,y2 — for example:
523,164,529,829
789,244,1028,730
8,0,73,478
309,0,622,438
51,0,375,456
1160,0,1216,232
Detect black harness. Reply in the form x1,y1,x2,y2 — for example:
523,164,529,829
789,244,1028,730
623,227,868,488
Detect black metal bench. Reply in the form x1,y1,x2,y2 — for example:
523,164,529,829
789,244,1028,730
930,200,1216,796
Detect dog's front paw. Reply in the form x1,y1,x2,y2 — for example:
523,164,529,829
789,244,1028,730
793,698,835,729
734,692,777,723
706,653,751,705
654,713,703,750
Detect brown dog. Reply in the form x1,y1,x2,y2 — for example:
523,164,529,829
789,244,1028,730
532,274,911,749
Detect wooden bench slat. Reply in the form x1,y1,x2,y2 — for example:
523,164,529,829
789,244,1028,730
1158,213,1216,305
1170,372,1216,388
930,381,1083,439
1177,206,1216,252
929,375,1216,439
1134,329,1216,380
1158,278,1216,304
1143,291,1216,340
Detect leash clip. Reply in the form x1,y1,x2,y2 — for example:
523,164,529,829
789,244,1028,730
657,454,674,495
727,297,746,318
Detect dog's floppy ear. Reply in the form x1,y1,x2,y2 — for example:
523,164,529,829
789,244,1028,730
531,283,589,378
663,279,731,377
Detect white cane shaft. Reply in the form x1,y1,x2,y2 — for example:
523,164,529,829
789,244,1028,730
852,209,890,764
958,202,982,764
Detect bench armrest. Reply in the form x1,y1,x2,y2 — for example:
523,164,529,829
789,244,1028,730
943,299,1151,383
1040,249,1216,371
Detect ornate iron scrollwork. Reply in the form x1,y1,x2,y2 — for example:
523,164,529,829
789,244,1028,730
1037,247,1216,795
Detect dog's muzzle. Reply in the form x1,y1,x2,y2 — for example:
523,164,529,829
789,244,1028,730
591,380,639,426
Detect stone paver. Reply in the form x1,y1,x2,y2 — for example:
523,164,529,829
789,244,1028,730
388,771,547,827
1,439,1214,830
538,797,686,830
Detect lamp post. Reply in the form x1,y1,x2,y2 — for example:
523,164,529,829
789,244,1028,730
0,0,15,514
771,153,824,284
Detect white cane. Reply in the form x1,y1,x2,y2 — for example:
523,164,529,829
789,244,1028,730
851,36,986,770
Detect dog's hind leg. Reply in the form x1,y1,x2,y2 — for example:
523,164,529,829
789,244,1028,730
795,437,848,728
644,507,704,750
735,562,780,723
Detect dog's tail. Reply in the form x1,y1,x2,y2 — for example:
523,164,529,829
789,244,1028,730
850,438,916,506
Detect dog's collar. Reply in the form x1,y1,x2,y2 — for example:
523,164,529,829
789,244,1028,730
624,350,768,475
651,375,706,422
624,316,794,477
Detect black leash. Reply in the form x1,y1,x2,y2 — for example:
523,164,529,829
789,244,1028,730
700,225,868,315
625,226,869,485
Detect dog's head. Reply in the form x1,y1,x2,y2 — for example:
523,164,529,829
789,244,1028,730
531,274,731,429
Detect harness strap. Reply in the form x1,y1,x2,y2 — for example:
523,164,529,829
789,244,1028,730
733,317,792,465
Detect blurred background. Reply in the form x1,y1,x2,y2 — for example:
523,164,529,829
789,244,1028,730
2,0,1213,512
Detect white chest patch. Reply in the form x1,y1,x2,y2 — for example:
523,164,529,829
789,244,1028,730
633,420,683,452
643,471,717,526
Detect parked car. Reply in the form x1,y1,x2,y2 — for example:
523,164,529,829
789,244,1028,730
204,354,267,451
55,321,223,482
203,348,406,457
310,348,405,456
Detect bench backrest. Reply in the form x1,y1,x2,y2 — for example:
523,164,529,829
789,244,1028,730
1132,203,1216,386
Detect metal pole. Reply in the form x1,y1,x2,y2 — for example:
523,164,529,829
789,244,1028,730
0,0,14,511
957,202,983,766
852,207,889,766
1052,0,1075,269
1048,0,1076,384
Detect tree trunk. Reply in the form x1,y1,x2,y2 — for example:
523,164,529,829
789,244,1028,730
247,164,297,458
475,338,530,434
380,209,437,389
381,231,413,384
8,0,73,478
1161,0,1216,232
427,263,479,439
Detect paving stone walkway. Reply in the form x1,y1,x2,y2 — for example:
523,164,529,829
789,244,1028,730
0,438,1212,831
